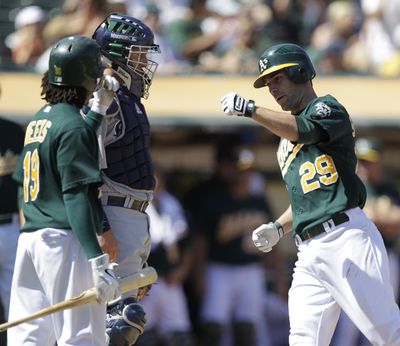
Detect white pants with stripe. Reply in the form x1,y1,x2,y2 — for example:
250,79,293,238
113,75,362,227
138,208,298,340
201,262,270,346
8,228,107,346
140,278,192,338
289,207,400,346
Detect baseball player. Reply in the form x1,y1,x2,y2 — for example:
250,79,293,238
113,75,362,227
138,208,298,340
220,43,400,345
136,168,195,346
9,35,120,346
86,13,161,346
0,116,24,346
185,145,276,346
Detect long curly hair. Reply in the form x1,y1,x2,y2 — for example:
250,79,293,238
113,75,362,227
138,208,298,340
41,72,88,109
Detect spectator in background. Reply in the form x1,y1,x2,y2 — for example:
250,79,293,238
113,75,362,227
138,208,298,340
0,84,25,345
164,0,220,67
33,0,111,74
184,144,288,346
43,0,110,45
310,0,362,74
137,167,195,346
332,138,400,346
5,6,48,69
256,0,305,52
356,0,400,76
197,7,260,74
143,4,190,74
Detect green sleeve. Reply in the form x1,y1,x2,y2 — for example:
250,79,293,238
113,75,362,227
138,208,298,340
295,116,327,144
63,185,103,259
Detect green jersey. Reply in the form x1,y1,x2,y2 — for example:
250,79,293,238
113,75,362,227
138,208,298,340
13,103,103,232
276,95,366,237
0,118,24,214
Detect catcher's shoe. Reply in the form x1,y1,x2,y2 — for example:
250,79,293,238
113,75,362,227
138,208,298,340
106,297,147,346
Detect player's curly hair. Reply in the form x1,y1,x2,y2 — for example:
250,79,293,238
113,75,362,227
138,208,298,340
41,72,88,108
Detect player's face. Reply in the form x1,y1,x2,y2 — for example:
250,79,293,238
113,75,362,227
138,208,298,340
264,72,306,114
128,47,149,71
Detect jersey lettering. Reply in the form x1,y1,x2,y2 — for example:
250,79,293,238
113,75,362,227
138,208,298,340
299,154,338,194
217,210,267,243
24,120,52,145
22,149,40,202
277,138,304,177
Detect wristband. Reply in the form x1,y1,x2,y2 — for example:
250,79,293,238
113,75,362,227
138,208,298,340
244,100,256,117
273,221,284,238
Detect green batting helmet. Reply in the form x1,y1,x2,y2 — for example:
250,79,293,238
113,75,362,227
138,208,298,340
48,35,103,91
253,43,316,88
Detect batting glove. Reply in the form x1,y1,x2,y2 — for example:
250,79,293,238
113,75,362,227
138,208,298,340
252,222,284,253
89,253,120,304
220,92,256,117
91,75,120,115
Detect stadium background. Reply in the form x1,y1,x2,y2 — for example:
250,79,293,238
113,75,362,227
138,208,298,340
1,0,400,345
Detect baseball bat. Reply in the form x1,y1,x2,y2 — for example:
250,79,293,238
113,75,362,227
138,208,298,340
0,266,157,333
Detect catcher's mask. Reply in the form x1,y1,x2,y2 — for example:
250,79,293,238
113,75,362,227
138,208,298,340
254,43,316,88
48,35,103,93
93,13,160,99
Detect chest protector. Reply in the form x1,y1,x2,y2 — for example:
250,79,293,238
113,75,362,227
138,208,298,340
103,91,155,190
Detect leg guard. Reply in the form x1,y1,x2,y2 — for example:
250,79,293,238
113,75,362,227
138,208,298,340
135,328,162,346
233,321,255,346
107,297,147,346
199,321,222,346
168,331,196,346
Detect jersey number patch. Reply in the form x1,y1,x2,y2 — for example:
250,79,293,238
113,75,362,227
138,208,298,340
23,149,40,202
299,154,338,194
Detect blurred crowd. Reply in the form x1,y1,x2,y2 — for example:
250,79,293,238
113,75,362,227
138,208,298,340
2,0,400,77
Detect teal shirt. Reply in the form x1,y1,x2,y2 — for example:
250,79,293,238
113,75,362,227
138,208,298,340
276,95,366,237
13,103,104,256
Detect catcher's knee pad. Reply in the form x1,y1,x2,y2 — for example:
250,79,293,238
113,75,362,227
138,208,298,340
107,297,147,346
168,331,195,346
199,321,222,346
233,321,256,346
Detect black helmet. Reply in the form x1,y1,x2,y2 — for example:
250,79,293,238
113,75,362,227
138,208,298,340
92,13,160,99
48,35,103,92
253,43,316,88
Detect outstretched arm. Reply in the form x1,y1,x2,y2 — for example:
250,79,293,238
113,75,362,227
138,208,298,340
220,92,299,141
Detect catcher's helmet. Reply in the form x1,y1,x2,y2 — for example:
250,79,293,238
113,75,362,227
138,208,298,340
253,43,315,88
48,35,103,92
92,13,160,99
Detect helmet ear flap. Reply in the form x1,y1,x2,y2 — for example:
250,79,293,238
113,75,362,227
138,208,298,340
287,63,315,84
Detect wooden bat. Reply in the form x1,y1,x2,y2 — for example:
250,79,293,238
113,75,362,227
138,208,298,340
0,266,157,333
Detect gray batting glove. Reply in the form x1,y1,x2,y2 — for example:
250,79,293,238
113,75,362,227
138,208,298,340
91,75,120,115
89,253,120,304
220,92,255,117
252,222,284,253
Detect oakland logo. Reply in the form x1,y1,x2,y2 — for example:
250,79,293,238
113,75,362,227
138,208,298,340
315,102,331,117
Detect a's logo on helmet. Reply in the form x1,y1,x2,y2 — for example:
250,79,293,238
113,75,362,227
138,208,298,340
54,65,62,82
259,58,269,72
